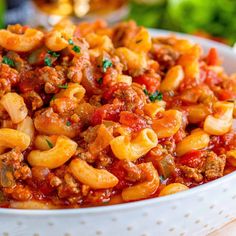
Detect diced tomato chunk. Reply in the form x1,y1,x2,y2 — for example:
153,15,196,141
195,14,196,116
109,160,129,190
206,48,220,66
204,70,222,87
178,150,206,168
218,89,236,101
173,128,186,143
19,77,41,93
119,111,148,132
91,104,122,125
103,82,130,100
134,75,160,93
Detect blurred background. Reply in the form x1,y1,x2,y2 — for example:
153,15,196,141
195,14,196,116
1,0,236,45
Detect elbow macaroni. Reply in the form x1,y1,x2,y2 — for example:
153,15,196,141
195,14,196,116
34,135,58,151
144,101,166,118
17,116,35,140
0,128,31,151
89,124,113,155
10,200,58,209
53,83,86,102
126,27,152,53
1,92,28,124
176,129,210,156
27,136,77,169
160,65,184,92
159,183,189,197
122,162,159,201
204,101,234,135
110,128,158,161
0,28,44,52
115,47,147,75
226,150,236,167
187,104,210,124
69,158,119,189
45,31,69,52
152,110,182,138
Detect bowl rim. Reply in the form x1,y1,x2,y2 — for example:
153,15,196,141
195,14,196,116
2,170,236,215
1,29,235,216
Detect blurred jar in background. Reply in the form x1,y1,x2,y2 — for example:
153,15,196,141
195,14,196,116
30,0,128,27
4,0,31,25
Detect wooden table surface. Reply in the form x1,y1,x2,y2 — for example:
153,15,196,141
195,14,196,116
208,220,236,236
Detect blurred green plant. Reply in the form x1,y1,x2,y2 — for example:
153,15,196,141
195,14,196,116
129,0,236,45
128,0,166,27
0,0,5,28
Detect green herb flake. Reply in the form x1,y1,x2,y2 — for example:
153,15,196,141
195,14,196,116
149,91,163,102
97,77,103,85
58,83,68,89
72,45,81,53
44,57,52,67
66,121,71,126
46,139,53,148
144,89,163,102
68,39,74,45
2,56,15,67
102,59,113,72
143,89,149,95
136,39,143,44
48,50,60,58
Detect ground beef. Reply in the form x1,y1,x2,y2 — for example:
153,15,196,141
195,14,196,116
38,66,66,94
57,173,81,199
205,152,226,180
179,165,203,182
0,64,19,96
112,21,138,48
153,45,179,72
22,91,43,111
110,86,145,111
122,160,142,182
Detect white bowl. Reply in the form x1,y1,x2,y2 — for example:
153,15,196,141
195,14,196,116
1,29,236,236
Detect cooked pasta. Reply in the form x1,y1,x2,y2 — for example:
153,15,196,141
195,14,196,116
0,20,235,209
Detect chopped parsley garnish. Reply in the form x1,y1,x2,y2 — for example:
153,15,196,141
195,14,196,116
58,83,68,89
149,91,163,102
44,57,52,66
136,39,143,44
68,39,74,45
143,89,149,95
102,59,113,72
143,89,163,102
68,39,80,53
72,45,80,53
47,50,60,58
66,121,71,126
2,56,15,67
97,77,103,85
46,139,53,148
